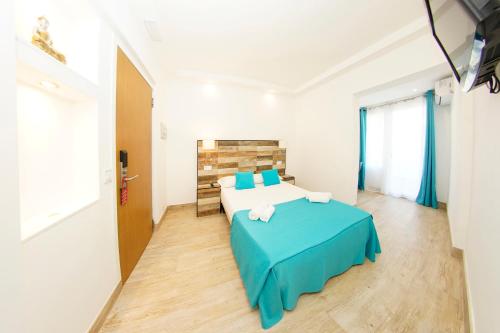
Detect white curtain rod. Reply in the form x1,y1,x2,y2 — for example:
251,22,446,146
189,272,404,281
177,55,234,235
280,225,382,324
365,92,425,110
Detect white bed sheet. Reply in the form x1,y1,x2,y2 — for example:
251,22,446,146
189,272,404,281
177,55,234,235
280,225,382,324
221,182,308,223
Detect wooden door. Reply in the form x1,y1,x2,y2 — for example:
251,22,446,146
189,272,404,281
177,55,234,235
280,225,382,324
115,48,153,282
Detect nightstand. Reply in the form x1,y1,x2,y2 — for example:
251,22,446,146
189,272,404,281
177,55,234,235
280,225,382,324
281,174,295,185
197,183,221,217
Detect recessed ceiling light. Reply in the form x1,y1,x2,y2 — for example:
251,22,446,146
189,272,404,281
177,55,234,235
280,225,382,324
412,88,418,92
203,83,217,97
40,80,59,89
264,92,276,106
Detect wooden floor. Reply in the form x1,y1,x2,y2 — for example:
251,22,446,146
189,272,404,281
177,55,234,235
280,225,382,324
100,191,466,333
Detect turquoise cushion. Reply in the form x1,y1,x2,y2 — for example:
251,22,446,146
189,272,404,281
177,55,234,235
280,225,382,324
235,172,256,190
262,169,281,186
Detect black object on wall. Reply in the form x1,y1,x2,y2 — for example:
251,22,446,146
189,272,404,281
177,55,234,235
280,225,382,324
424,0,500,93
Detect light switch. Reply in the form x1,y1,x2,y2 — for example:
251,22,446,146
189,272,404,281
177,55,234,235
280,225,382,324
160,122,167,140
204,165,212,171
104,169,113,184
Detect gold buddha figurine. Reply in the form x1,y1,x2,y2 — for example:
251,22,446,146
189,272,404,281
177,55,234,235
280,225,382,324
32,16,66,64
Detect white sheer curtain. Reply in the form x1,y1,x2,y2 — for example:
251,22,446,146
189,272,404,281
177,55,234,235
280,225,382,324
364,96,426,201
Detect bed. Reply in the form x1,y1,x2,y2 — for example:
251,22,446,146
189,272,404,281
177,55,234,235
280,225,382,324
222,182,381,329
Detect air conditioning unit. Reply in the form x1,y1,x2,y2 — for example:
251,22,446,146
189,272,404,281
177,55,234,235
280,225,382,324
435,77,454,105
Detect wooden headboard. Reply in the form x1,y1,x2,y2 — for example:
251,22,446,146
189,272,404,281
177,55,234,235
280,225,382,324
197,140,286,187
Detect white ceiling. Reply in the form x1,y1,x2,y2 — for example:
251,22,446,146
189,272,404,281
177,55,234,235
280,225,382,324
127,0,428,90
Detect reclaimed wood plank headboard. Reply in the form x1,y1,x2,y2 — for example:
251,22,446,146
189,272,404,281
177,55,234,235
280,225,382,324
197,140,286,187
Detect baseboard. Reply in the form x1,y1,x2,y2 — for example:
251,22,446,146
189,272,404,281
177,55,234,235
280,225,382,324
153,206,168,232
462,253,475,333
88,281,123,333
451,247,471,333
167,202,196,210
153,203,197,232
451,246,463,259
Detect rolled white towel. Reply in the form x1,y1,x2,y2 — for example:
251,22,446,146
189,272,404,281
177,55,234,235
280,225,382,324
248,203,267,220
259,204,275,223
306,192,332,203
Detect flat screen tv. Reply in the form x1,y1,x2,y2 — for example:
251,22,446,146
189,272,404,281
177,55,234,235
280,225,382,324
425,0,500,93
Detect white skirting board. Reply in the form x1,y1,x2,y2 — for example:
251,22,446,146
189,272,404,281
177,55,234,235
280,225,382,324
463,252,476,332
87,281,123,333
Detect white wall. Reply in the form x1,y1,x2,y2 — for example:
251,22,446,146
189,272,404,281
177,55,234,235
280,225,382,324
0,1,21,331
160,77,296,205
466,87,500,331
20,24,122,333
435,103,451,203
447,80,475,249
91,0,160,85
152,95,168,221
92,0,168,223
294,31,444,204
15,0,169,331
447,84,500,331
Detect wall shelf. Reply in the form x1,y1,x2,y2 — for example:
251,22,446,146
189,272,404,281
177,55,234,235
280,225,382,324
16,38,98,103
16,38,100,242
21,198,98,242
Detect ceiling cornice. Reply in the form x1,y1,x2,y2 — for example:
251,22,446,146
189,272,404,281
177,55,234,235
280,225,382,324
172,69,295,94
293,16,429,94
169,16,430,96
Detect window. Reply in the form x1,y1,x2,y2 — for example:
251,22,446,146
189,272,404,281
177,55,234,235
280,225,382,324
365,96,426,200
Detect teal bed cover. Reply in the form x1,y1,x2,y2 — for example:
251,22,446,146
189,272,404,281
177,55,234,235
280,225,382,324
230,198,381,329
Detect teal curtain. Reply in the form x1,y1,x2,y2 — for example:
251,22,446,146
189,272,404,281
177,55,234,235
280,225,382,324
358,107,367,190
416,90,438,208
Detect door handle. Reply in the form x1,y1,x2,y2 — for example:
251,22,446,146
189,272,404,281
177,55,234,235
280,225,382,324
125,175,139,182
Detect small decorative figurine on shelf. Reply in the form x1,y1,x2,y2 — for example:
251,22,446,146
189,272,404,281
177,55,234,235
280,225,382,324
31,16,66,64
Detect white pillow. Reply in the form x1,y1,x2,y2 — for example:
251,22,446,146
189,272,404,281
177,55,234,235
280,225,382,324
254,173,263,184
218,173,263,187
218,176,236,188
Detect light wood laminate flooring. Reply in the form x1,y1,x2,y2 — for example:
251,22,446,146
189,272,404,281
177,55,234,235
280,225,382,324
100,191,466,333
